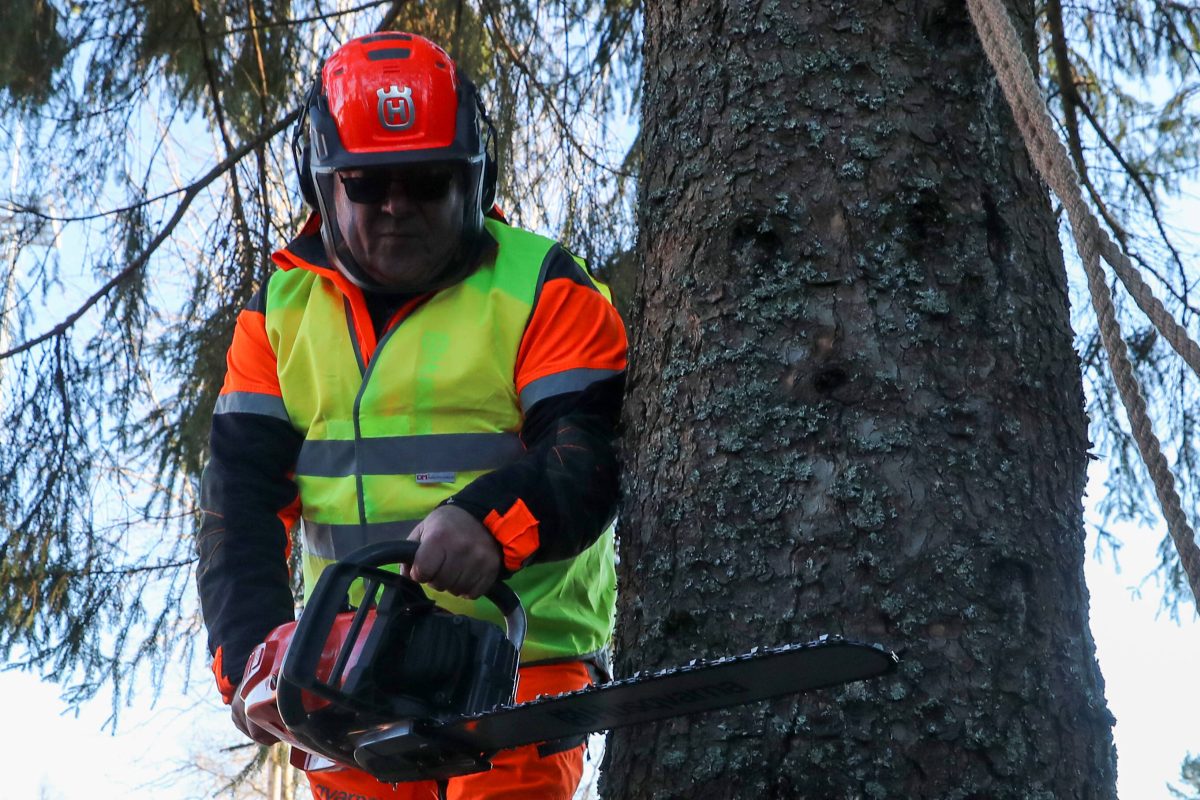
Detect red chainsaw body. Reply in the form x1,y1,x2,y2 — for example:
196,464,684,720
241,611,378,772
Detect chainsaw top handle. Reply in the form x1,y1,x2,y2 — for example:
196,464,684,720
306,539,525,650
277,540,527,731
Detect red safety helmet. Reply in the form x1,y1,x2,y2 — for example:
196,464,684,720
293,32,497,291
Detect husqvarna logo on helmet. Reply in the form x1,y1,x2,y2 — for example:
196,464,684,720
377,85,415,130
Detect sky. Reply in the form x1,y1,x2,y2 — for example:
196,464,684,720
1083,517,1199,798
2,669,234,799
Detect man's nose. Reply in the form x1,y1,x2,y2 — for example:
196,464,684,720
380,179,418,215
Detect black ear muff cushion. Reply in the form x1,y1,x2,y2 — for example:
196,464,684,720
298,141,317,207
292,77,321,208
482,126,498,211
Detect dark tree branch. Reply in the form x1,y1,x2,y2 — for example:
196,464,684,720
479,0,635,179
247,0,275,275
50,559,197,579
377,0,408,31
1047,0,1196,317
191,0,256,279
1073,92,1191,280
70,1,394,48
0,107,301,362
1163,13,1200,76
5,189,186,225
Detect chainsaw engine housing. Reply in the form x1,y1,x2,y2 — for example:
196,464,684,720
341,597,519,720
240,541,525,778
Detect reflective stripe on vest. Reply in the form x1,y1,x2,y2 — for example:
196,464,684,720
295,432,525,477
269,218,618,664
214,391,290,421
302,518,420,560
518,367,623,412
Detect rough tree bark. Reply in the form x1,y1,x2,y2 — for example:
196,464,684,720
605,0,1117,797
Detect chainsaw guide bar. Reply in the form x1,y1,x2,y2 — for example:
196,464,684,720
354,636,898,782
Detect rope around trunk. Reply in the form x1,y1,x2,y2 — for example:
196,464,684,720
965,0,1200,605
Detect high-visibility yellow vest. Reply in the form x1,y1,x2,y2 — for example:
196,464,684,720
264,219,616,663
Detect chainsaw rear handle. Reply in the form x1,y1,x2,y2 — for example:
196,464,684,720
279,540,526,717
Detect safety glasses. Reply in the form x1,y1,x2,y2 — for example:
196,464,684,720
339,166,457,204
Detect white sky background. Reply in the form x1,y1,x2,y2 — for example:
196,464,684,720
1086,519,1200,799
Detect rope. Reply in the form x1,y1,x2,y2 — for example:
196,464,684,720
965,0,1200,605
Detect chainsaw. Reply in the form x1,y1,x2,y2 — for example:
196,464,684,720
239,541,899,783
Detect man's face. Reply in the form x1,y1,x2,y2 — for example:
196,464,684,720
332,164,466,291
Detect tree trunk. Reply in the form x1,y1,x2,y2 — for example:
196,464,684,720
606,0,1117,797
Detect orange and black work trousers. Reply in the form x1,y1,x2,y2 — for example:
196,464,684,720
305,661,593,800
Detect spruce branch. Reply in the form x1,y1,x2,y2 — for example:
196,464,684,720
0,107,300,362
1047,0,1195,315
478,0,635,180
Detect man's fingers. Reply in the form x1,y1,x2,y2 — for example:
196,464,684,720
405,506,502,597
470,548,499,597
410,535,446,585
401,524,424,578
468,572,493,600
408,518,445,584
430,563,465,594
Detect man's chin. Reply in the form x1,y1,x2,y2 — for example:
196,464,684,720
363,253,467,293
363,263,424,288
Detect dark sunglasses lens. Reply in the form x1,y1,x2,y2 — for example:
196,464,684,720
405,170,455,201
339,169,456,204
340,174,390,204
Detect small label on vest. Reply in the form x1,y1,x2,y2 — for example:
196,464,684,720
415,472,457,484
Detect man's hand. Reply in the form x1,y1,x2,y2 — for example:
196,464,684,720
407,505,502,599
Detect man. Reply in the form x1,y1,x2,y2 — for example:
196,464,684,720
196,31,626,800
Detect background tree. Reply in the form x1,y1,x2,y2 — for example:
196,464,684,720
179,742,307,800
1172,753,1200,800
1043,0,1200,599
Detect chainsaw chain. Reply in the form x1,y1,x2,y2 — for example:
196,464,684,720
451,634,879,725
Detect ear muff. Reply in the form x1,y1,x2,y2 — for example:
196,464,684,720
478,101,498,212
291,77,321,208
459,77,498,215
